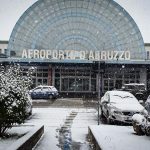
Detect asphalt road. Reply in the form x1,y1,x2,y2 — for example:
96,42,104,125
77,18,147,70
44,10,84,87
32,98,98,108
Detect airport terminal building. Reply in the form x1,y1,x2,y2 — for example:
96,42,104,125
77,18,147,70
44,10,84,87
1,0,150,97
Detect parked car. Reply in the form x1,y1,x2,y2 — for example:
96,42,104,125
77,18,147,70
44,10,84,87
121,83,148,101
100,90,147,124
29,85,59,99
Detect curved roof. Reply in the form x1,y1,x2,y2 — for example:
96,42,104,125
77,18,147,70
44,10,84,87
8,0,145,60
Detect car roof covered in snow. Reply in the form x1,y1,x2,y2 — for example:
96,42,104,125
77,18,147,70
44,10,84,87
107,90,135,97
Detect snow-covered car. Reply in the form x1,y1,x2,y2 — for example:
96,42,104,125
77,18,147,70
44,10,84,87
29,85,59,99
100,90,147,124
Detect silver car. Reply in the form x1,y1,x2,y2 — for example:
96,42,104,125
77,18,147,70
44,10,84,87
100,91,147,124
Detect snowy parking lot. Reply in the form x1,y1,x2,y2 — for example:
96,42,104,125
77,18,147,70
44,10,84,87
1,98,150,150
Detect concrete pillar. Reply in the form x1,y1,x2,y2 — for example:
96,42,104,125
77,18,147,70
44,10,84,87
140,68,147,89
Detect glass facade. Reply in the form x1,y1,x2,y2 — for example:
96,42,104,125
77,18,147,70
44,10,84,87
8,0,145,60
6,0,147,97
55,66,96,92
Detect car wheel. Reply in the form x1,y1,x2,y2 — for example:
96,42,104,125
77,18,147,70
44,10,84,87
49,95,53,100
145,126,150,136
106,112,113,124
107,117,113,124
100,109,105,118
133,122,144,135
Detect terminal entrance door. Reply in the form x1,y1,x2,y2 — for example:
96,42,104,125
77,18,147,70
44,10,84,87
54,66,96,97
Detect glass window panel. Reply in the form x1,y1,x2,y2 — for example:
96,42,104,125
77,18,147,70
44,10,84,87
83,78,89,91
75,78,82,91
69,78,75,91
43,79,47,85
37,79,42,85
62,78,68,91
37,73,42,77
91,79,96,91
55,78,60,91
43,73,48,77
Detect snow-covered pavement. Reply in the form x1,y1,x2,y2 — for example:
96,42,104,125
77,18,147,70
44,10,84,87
24,107,97,150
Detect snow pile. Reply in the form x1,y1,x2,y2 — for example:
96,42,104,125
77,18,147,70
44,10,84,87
89,125,150,150
132,114,146,124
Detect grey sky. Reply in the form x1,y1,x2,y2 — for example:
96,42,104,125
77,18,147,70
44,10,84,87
0,0,149,43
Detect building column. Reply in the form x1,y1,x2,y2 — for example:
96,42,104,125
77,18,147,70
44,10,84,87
48,65,52,85
140,68,147,88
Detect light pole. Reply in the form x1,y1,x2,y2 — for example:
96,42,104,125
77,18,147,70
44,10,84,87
93,61,105,125
122,65,125,85
98,61,100,125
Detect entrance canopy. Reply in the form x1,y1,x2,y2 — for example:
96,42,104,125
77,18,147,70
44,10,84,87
8,0,145,61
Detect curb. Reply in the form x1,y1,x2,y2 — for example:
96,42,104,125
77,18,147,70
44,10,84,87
6,125,44,150
88,127,101,150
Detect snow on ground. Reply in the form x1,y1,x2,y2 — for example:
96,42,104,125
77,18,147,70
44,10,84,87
1,106,150,150
90,125,150,150
25,108,72,150
0,126,32,150
24,108,97,150
72,110,97,142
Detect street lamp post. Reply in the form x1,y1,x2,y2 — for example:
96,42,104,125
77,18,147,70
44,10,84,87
93,61,105,125
98,61,100,125
122,65,125,85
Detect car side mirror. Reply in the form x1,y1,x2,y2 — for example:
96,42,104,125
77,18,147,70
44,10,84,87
102,100,109,104
139,100,144,104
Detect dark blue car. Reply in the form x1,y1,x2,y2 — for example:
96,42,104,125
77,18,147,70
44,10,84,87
29,86,59,99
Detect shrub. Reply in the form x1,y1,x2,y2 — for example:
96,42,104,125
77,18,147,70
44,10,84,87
0,64,34,137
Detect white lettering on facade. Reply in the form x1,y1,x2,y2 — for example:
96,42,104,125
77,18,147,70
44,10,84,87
40,50,46,59
95,51,100,60
113,51,119,60
22,49,28,58
89,51,94,60
28,49,33,58
101,51,107,60
119,51,124,60
107,51,113,60
46,50,51,59
21,49,131,60
80,51,85,59
52,50,58,59
125,51,130,60
58,50,64,59
34,49,39,58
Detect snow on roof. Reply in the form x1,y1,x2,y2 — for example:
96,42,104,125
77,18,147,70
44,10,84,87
124,83,145,86
107,90,135,97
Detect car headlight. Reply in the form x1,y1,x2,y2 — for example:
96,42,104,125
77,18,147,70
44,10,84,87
141,109,148,116
113,110,123,115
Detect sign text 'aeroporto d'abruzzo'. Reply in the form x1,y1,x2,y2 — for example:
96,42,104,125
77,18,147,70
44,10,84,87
22,49,131,60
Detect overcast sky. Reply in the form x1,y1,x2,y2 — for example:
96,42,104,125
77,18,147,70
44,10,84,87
0,0,149,43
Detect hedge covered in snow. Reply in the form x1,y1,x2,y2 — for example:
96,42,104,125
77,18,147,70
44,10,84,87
0,64,35,137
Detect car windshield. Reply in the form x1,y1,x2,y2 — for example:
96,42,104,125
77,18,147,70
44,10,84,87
110,93,138,104
137,85,145,90
51,86,57,91
42,87,49,92
124,84,145,90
